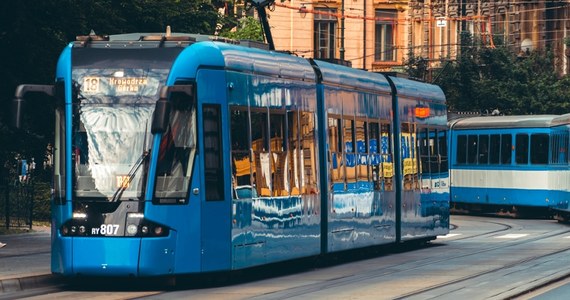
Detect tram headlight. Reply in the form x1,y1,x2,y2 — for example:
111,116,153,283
70,226,77,234
141,226,149,235
126,224,138,236
79,226,86,234
154,226,164,236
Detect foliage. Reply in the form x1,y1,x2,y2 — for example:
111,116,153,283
406,31,570,115
219,16,264,42
0,0,221,188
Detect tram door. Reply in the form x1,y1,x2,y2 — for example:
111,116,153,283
195,70,231,272
199,101,231,271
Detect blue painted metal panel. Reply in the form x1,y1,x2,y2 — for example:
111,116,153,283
52,44,74,275
319,69,399,252
392,81,449,241
51,231,72,275
139,232,177,276
168,43,321,270
451,186,564,207
197,69,232,272
71,237,141,276
144,180,202,274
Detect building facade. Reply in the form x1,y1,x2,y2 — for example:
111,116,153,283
263,0,570,76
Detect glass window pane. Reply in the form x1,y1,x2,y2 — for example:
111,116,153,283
478,135,489,164
457,135,467,164
530,133,549,164
501,134,512,164
516,134,529,164
489,134,500,164
467,135,478,164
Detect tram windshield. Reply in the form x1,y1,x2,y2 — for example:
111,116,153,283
71,68,169,201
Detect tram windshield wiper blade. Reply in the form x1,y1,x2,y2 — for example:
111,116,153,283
110,150,149,202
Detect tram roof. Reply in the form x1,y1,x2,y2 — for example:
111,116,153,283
389,76,446,103
551,113,570,126
312,60,392,93
449,115,559,130
167,41,316,84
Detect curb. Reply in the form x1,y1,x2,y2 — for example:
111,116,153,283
0,274,59,293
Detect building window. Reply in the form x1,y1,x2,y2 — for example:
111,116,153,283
314,8,337,59
375,10,397,61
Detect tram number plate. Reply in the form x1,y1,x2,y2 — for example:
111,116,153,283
91,224,120,235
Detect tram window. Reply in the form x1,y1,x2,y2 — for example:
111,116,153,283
456,135,467,164
301,111,317,194
467,135,478,164
344,118,356,184
154,92,196,204
203,105,224,201
558,133,568,164
489,135,500,164
438,130,448,173
515,134,529,164
560,133,570,163
380,124,393,191
288,110,301,195
478,135,489,164
429,129,439,173
369,122,382,190
270,112,287,196
230,108,252,199
355,120,368,181
329,117,344,189
418,128,430,174
251,110,270,196
500,134,512,164
550,134,559,164
530,133,548,164
401,123,416,190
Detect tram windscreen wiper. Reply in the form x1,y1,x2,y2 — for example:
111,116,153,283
110,150,149,202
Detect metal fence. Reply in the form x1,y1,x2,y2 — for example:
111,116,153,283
0,182,35,230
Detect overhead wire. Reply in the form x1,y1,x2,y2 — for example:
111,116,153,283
261,1,570,64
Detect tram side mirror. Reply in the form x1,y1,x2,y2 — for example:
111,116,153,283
12,84,55,130
151,96,171,134
151,85,194,134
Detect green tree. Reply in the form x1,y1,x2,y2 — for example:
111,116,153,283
0,0,221,185
219,16,264,42
414,31,570,115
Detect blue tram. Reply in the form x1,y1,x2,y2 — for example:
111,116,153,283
548,114,570,221
13,31,448,277
448,115,570,217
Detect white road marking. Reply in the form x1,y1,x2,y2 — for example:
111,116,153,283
495,234,529,239
437,233,462,239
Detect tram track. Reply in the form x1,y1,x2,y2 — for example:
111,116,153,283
4,216,569,299
241,218,570,299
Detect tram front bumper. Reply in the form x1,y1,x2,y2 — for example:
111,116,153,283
59,233,177,277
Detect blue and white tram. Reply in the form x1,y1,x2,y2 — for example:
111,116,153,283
548,114,570,221
13,32,448,277
448,115,569,217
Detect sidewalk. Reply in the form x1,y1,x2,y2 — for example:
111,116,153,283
0,225,54,292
